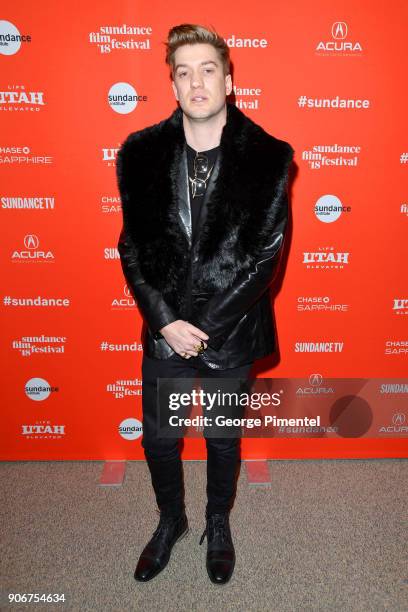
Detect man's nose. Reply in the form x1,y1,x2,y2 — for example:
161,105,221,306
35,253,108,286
190,72,203,88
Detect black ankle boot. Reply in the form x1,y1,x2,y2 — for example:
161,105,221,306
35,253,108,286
199,512,235,584
134,511,189,582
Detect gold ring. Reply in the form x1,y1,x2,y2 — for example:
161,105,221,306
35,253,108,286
194,342,205,353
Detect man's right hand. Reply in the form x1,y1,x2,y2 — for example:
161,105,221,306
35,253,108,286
159,320,209,358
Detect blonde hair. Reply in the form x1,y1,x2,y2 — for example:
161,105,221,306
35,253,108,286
165,23,230,75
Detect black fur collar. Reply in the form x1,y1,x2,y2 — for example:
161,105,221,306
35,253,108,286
117,103,294,313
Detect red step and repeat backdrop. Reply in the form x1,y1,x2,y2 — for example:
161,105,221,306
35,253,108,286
1,1,407,460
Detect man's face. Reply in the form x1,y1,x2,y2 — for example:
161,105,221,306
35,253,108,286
171,43,232,121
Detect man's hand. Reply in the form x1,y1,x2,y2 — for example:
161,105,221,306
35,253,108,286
159,320,209,358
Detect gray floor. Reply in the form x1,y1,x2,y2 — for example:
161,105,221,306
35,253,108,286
1,459,407,611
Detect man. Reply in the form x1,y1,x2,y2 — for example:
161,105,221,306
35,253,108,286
116,23,294,585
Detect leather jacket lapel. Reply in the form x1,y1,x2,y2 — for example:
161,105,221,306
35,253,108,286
176,146,192,248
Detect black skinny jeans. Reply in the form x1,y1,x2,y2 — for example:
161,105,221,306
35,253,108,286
141,352,253,517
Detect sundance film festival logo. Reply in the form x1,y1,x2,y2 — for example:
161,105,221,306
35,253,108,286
232,85,262,111
102,145,120,167
12,335,66,357
297,296,349,313
11,234,54,263
316,22,363,55
119,418,143,440
111,284,136,309
0,85,45,112
314,194,351,223
107,377,142,399
101,195,121,214
401,203,408,217
302,144,361,170
303,247,350,269
0,20,31,55
296,374,335,396
1,195,55,210
108,82,147,114
393,299,408,315
21,420,65,439
400,152,408,164
24,377,58,401
88,24,152,54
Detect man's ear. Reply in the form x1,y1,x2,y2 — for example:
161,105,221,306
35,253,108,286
225,74,232,96
171,80,179,101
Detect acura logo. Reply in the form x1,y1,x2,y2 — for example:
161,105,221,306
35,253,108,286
309,373,323,386
392,413,406,426
331,22,348,40
24,234,39,249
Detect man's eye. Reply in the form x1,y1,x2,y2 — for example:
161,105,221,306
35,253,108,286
204,68,214,73
178,72,187,77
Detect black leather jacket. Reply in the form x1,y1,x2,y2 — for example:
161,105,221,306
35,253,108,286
117,104,293,370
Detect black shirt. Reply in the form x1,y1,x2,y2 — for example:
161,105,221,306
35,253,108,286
186,143,219,241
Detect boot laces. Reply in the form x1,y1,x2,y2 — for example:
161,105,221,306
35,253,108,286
199,513,229,545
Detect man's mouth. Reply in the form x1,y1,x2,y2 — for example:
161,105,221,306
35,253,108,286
191,95,207,102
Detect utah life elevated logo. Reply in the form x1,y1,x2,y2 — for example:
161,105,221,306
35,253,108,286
0,85,45,112
102,144,120,167
393,299,408,316
303,247,350,270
